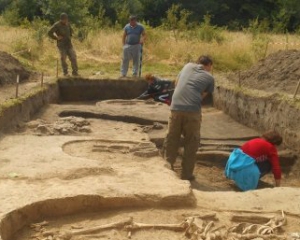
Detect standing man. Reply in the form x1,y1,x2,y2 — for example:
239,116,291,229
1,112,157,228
164,56,215,181
120,15,146,78
48,13,79,76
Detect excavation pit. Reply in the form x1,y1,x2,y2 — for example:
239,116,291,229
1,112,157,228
5,198,300,240
0,78,299,240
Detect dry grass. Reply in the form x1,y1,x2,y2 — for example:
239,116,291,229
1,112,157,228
0,25,300,79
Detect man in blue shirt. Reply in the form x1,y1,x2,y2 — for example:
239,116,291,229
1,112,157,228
120,15,146,78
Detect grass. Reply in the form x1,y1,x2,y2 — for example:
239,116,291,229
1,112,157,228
0,25,300,79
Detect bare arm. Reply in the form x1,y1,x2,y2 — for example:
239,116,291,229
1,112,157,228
48,24,58,40
140,30,146,44
201,92,209,100
122,31,127,45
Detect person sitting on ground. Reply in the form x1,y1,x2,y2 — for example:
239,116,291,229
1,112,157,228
137,73,174,105
225,130,283,191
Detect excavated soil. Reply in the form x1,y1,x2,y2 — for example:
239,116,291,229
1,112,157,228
232,49,300,94
0,51,30,85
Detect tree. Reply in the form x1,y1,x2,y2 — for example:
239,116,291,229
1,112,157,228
41,0,92,25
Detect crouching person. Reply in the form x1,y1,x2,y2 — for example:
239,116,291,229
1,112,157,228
137,73,174,105
225,130,282,191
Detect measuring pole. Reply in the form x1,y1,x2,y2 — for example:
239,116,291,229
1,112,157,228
138,44,143,77
56,59,59,78
41,72,44,88
293,79,300,99
16,75,20,98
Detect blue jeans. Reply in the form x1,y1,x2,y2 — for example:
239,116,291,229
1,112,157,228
121,44,141,76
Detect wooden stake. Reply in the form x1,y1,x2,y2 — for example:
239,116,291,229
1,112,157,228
56,59,59,78
238,71,241,87
15,75,19,98
293,79,300,98
41,72,44,88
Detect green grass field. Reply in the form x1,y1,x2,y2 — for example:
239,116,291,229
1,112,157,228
0,24,299,79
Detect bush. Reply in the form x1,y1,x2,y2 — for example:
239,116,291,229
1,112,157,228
197,15,225,43
31,18,50,47
2,7,21,26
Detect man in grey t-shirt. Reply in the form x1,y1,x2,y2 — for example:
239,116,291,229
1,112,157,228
164,55,215,181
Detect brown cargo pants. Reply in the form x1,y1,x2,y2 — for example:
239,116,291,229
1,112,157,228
164,111,201,180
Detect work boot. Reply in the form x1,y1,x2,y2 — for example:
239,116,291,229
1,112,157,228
181,175,196,181
72,72,80,77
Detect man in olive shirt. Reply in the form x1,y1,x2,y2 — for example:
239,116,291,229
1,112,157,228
164,56,215,181
48,13,79,76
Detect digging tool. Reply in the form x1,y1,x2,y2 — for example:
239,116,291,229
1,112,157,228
138,44,143,77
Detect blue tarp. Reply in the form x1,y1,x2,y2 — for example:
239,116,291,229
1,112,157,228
225,148,260,191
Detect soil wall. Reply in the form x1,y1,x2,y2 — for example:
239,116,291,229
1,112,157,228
0,194,195,240
58,78,148,102
58,78,213,104
213,86,300,152
0,83,59,133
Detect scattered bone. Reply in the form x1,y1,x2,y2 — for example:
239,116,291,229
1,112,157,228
231,215,275,224
182,212,217,220
42,230,57,237
29,212,288,240
126,221,187,231
228,211,287,240
58,217,133,240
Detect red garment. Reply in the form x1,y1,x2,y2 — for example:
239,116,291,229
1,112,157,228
241,138,281,179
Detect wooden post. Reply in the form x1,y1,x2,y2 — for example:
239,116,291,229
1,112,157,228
293,79,300,99
56,59,59,78
16,75,19,98
285,32,288,50
41,72,44,88
238,70,241,87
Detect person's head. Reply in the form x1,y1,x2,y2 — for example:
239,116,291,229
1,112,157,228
60,13,69,25
129,15,137,27
144,73,155,83
196,55,213,72
262,130,283,146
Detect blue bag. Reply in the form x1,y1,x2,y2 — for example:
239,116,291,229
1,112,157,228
225,148,260,191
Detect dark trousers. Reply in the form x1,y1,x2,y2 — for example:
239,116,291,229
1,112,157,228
256,161,272,178
58,47,78,75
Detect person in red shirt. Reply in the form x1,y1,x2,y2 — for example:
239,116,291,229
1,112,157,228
241,130,283,187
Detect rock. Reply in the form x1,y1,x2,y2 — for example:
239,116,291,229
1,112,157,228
80,126,92,133
37,124,51,134
71,117,89,127
27,120,41,129
153,122,164,130
142,126,152,133
133,149,159,158
60,128,69,135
